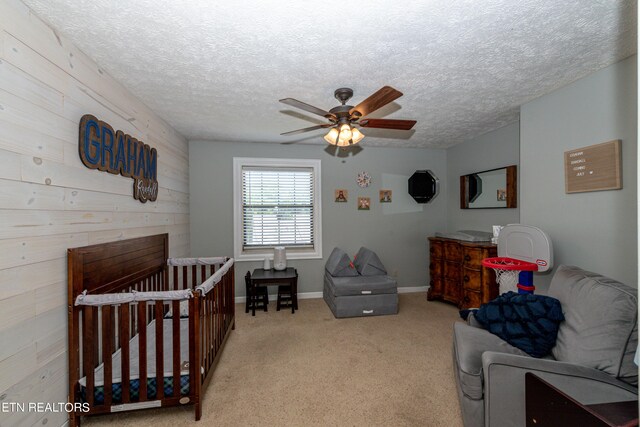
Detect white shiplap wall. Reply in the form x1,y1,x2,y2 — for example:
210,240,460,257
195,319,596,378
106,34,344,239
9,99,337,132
0,1,190,425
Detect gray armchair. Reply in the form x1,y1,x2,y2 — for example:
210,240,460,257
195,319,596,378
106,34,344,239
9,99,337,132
452,265,638,427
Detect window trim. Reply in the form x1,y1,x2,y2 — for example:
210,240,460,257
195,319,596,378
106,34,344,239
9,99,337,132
233,157,322,261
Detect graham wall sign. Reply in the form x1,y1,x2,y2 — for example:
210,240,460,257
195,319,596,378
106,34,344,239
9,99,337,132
79,114,158,202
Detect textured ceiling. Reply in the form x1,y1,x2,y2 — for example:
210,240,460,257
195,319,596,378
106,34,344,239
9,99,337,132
22,0,637,148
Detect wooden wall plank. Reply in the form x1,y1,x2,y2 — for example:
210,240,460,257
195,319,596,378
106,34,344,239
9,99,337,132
1,31,70,96
35,281,65,315
0,51,64,111
0,210,178,239
0,118,66,161
0,179,66,210
0,258,66,300
0,233,88,270
0,309,34,362
0,344,36,393
0,2,190,421
0,88,75,141
0,148,22,180
0,291,36,331
21,154,133,195
65,187,188,214
0,352,67,425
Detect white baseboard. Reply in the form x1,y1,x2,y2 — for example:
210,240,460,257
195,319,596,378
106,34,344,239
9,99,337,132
235,287,426,304
398,286,428,294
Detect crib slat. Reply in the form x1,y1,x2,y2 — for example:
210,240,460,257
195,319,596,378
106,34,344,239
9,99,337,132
102,305,113,407
189,297,199,398
120,304,131,403
182,266,188,290
138,302,148,402
204,293,210,369
155,301,164,399
192,266,197,290
173,266,178,291
172,300,180,397
83,306,95,407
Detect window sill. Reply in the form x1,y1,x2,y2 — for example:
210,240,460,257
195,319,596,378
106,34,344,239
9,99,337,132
234,250,322,262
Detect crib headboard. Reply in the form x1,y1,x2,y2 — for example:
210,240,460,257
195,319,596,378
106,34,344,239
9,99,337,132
67,233,168,302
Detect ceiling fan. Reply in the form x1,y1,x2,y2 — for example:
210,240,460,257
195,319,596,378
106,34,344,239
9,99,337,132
279,86,416,147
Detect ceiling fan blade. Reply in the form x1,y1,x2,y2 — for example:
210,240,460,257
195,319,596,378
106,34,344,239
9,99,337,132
280,124,333,136
350,86,403,118
359,119,416,130
279,98,337,120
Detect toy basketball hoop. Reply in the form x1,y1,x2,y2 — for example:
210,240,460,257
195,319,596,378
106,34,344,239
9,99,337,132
482,257,538,294
483,224,553,295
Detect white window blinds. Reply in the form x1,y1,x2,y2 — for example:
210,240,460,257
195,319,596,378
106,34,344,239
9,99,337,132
241,166,315,249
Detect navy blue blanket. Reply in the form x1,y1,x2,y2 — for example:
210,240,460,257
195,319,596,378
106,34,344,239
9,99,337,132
471,292,564,358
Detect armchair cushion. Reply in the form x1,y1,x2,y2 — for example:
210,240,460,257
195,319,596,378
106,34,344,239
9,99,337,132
353,247,387,276
549,266,638,386
325,247,359,277
452,322,528,400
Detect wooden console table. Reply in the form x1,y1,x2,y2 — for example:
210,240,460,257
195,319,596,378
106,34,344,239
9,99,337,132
525,373,638,427
250,268,298,315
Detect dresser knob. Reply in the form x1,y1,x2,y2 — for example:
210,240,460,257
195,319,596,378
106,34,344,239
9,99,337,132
464,255,471,261
464,275,470,282
464,296,470,303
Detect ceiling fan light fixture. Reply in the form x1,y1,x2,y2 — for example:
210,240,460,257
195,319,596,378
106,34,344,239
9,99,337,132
282,86,412,147
324,127,340,144
339,123,352,141
351,127,364,144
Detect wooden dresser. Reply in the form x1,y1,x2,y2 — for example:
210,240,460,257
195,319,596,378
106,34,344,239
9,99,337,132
428,236,498,309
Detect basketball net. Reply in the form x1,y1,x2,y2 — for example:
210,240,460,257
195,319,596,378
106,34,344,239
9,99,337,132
483,258,533,295
493,268,520,294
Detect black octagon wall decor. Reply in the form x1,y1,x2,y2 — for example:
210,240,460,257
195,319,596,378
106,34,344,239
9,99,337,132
408,170,439,203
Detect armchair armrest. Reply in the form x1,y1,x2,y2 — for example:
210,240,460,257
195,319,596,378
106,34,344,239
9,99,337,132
482,351,638,427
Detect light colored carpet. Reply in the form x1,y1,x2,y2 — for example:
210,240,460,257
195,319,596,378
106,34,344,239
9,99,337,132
84,293,464,426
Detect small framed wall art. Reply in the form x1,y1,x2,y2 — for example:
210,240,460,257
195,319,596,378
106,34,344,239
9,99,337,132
379,190,392,203
356,171,371,188
334,189,348,202
357,197,370,210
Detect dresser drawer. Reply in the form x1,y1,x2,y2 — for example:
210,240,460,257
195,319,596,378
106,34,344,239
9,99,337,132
463,247,486,268
462,268,481,291
429,240,443,259
430,259,443,277
428,277,443,300
443,279,461,304
461,289,483,309
444,261,461,281
444,241,462,261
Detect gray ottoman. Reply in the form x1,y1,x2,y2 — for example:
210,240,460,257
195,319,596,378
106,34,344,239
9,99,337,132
323,247,398,318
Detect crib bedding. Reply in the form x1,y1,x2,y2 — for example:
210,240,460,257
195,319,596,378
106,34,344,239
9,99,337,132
79,317,191,402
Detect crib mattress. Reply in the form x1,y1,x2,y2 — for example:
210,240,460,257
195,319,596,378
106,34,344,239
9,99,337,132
79,318,191,403
324,272,398,296
323,282,398,318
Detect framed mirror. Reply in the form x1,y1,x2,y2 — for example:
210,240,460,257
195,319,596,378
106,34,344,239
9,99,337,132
460,165,517,209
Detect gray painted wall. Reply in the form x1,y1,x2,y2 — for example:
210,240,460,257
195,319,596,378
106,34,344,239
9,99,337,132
446,122,520,232
520,55,637,291
190,141,447,296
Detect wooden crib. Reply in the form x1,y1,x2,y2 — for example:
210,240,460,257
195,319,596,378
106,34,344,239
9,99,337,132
67,234,234,425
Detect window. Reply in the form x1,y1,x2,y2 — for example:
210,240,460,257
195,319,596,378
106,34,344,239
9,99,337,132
233,158,322,260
